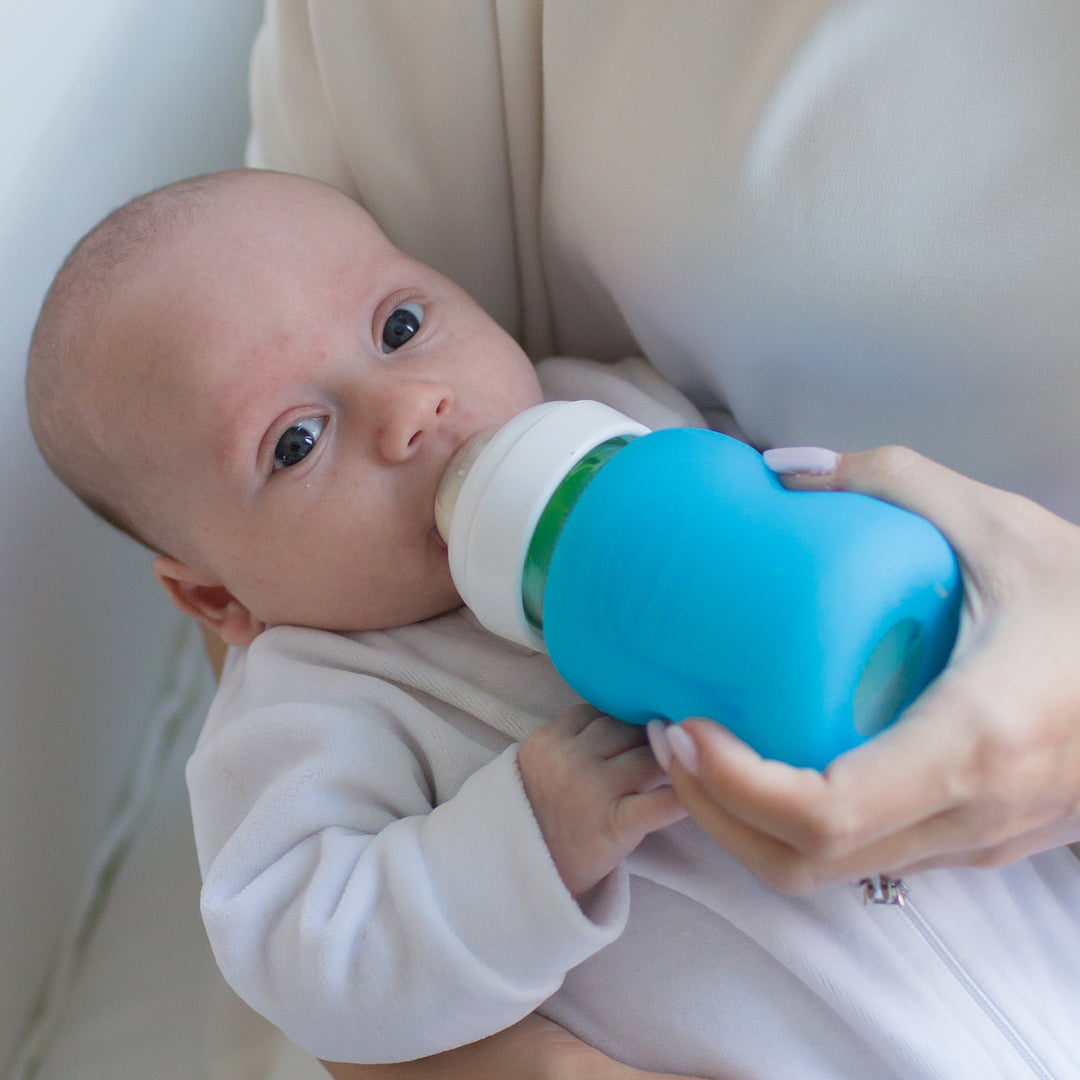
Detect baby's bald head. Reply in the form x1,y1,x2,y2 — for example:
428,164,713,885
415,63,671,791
27,169,276,551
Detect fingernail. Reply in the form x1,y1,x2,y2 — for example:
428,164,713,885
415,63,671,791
646,719,672,770
762,446,839,475
666,724,700,776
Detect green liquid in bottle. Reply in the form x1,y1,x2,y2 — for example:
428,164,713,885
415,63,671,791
521,437,631,632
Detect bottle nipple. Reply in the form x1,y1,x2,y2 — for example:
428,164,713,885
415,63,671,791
435,429,496,543
434,400,649,650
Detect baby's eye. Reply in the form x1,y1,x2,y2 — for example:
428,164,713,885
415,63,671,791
381,302,425,353
273,416,326,471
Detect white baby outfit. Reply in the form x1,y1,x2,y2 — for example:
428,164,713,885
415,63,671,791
187,360,1080,1080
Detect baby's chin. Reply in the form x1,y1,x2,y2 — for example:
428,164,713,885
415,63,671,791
416,596,467,626
282,603,462,637
321,583,465,635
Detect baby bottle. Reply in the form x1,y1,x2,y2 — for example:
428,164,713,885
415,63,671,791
435,401,962,769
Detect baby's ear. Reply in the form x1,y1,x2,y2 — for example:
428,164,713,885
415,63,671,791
152,556,264,646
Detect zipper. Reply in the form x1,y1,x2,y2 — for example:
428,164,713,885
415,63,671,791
860,873,908,907
859,876,1054,1079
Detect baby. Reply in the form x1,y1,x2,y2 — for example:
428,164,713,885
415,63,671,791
27,167,691,1069
28,168,1080,1079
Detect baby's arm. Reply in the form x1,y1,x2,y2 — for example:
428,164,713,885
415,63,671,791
518,704,688,897
314,708,695,1080
190,676,638,1063
320,1012,710,1080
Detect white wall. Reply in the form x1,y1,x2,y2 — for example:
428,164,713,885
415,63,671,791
0,0,263,1065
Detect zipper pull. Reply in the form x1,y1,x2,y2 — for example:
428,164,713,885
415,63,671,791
860,874,908,906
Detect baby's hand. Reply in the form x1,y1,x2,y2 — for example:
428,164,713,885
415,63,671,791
518,705,687,897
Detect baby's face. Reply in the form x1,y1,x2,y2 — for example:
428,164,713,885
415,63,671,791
105,176,541,634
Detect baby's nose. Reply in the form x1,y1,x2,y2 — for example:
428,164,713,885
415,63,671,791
377,381,453,462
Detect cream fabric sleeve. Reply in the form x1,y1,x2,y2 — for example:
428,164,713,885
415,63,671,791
188,625,628,1063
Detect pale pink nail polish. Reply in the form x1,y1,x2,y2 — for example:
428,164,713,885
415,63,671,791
666,724,700,776
762,446,839,475
646,719,672,770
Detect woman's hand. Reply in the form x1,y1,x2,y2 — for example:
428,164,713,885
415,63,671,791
652,445,1080,894
320,1012,709,1080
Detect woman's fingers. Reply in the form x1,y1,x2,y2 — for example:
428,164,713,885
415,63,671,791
641,444,1080,892
658,703,963,859
772,443,1073,597
658,620,1080,891
768,444,986,533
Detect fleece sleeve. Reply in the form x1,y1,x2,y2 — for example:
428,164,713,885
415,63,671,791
186,698,629,1063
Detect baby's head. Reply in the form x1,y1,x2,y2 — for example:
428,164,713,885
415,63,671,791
27,169,542,643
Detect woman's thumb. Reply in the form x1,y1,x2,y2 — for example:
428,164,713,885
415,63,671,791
765,443,993,553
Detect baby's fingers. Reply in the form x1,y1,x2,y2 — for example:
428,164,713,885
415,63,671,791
553,702,605,736
614,784,688,841
606,744,675,795
579,712,652,758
